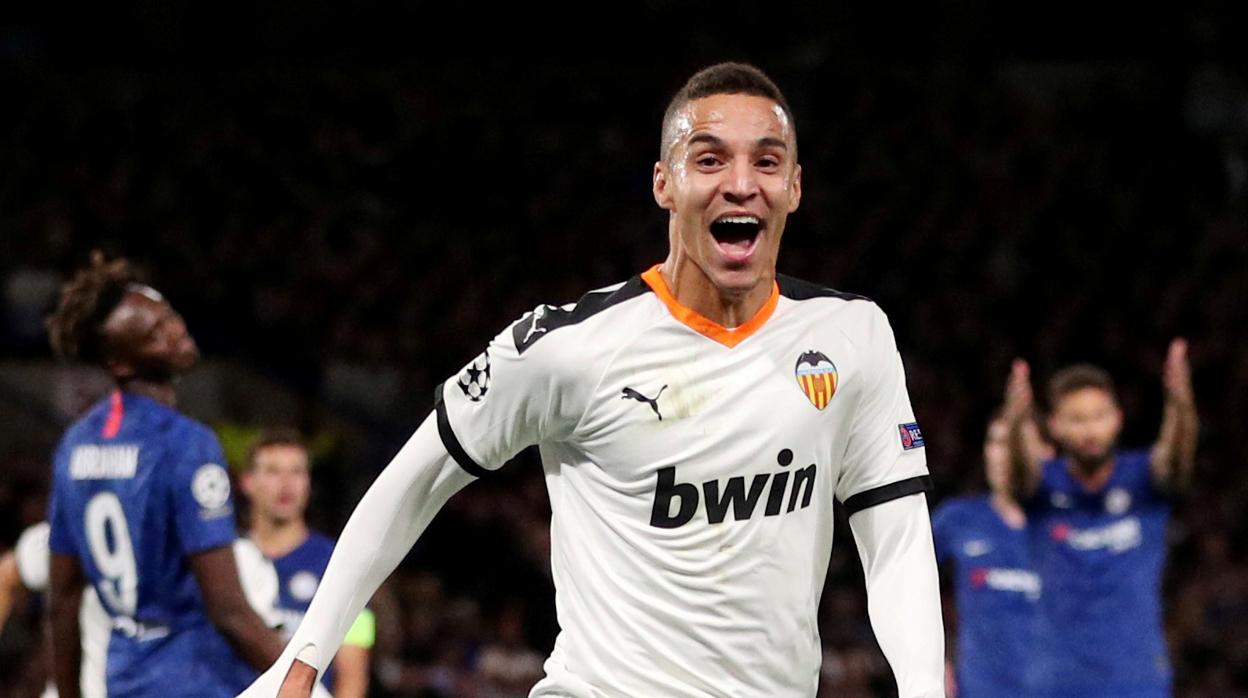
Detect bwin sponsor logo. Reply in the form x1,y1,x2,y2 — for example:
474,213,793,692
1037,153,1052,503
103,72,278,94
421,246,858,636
650,449,816,528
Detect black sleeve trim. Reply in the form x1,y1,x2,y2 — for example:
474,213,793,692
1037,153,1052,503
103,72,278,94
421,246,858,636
842,475,932,515
776,274,872,303
512,276,651,354
433,383,491,479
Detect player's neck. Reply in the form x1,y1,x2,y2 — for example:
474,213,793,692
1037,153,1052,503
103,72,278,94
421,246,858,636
249,515,309,559
658,257,773,329
989,491,1026,529
1067,455,1116,492
117,379,177,407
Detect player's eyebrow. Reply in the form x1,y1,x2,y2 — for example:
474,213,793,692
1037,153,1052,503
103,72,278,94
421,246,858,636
687,133,726,150
686,134,789,151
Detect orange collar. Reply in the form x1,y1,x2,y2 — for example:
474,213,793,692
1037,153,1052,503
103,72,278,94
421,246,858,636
640,265,779,348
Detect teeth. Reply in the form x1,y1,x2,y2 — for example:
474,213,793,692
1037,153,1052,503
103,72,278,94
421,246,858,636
716,215,760,225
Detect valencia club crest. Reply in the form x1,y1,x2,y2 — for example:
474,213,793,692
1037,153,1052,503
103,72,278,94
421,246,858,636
795,350,838,410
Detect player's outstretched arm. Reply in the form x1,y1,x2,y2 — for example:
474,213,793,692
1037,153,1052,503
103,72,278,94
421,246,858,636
1002,359,1043,500
849,493,945,698
48,552,85,698
1150,338,1199,495
190,544,285,670
242,413,475,697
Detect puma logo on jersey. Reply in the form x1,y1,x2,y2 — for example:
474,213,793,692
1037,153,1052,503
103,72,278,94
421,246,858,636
511,301,579,354
650,449,816,528
622,385,667,420
523,306,552,343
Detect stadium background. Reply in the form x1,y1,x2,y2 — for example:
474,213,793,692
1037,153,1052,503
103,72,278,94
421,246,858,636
1,3,1246,695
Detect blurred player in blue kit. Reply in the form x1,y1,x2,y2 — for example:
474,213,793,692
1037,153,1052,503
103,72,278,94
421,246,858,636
43,253,284,697
1002,341,1198,698
241,429,373,698
932,415,1050,697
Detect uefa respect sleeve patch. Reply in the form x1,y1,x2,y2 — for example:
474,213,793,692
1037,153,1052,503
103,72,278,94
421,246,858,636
898,422,925,450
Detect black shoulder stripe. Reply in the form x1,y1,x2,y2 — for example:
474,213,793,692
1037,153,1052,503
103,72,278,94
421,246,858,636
776,274,871,303
512,275,651,354
842,475,932,515
433,383,491,478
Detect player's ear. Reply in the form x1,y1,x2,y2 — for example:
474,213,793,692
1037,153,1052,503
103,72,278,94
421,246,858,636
1110,403,1124,433
788,163,802,213
653,161,675,211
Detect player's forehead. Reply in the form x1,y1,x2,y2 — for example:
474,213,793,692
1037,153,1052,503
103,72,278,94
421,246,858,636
1055,386,1117,412
103,291,172,339
670,93,795,153
254,444,309,470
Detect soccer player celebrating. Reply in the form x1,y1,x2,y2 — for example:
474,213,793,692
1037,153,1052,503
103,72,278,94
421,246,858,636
931,416,1049,697
246,63,945,698
44,253,285,698
1001,341,1198,698
240,430,373,698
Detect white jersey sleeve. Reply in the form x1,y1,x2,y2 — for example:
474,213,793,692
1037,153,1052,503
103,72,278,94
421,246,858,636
233,538,281,628
436,304,593,473
15,521,51,592
836,303,930,513
850,493,945,698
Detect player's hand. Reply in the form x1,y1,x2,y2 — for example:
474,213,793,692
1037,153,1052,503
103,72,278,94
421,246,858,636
1162,338,1194,409
276,659,319,698
1002,358,1034,422
238,658,319,698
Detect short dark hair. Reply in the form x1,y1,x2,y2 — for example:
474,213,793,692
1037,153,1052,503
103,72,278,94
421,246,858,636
245,428,307,471
1048,364,1117,408
46,251,137,365
660,62,796,161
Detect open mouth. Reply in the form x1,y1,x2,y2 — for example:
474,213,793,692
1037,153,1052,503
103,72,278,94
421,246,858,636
710,215,763,263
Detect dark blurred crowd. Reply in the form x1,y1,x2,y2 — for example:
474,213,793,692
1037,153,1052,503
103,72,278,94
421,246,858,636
1,24,1247,698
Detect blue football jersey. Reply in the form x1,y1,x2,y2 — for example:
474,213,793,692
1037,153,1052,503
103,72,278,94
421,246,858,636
1026,450,1171,698
47,391,251,697
271,532,337,688
932,495,1040,698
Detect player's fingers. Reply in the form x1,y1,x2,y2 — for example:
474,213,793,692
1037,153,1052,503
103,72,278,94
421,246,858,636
1165,341,1190,378
1011,358,1029,378
1009,363,1032,399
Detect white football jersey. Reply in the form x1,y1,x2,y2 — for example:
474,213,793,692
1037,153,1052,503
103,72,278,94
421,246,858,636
438,267,930,697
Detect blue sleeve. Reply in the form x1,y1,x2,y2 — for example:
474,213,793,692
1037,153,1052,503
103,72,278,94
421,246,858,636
169,426,238,555
46,446,76,555
1023,459,1060,512
930,501,957,563
1121,450,1168,505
